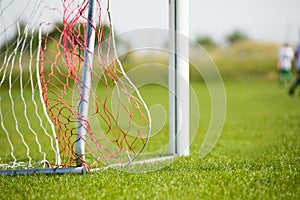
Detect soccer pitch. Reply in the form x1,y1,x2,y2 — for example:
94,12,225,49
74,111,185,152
0,79,299,199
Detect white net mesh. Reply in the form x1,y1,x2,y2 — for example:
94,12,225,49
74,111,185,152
0,0,151,170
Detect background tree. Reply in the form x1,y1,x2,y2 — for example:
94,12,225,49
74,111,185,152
225,30,249,45
195,35,218,50
0,22,115,54
0,21,38,53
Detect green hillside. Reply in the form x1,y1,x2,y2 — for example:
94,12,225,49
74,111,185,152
212,41,280,80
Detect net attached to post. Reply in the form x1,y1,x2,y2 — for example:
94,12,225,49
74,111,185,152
0,0,151,172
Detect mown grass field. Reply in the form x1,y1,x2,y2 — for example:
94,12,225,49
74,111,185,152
0,41,299,199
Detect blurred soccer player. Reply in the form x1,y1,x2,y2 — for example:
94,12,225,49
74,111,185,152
278,42,294,86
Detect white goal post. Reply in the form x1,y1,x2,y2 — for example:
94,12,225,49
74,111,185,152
169,0,189,156
0,0,189,175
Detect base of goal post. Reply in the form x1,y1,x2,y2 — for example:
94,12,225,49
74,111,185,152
94,155,177,171
0,156,176,175
0,166,88,176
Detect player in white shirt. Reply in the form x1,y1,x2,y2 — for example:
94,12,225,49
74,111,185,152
278,43,294,86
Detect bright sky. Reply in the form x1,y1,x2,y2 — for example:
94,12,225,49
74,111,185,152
111,0,300,44
1,0,300,45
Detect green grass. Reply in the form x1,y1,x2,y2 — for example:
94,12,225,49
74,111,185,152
0,79,299,199
0,40,299,199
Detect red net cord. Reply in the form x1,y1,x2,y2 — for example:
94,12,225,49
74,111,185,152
40,0,150,168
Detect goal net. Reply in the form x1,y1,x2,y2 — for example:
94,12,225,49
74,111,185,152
0,0,151,172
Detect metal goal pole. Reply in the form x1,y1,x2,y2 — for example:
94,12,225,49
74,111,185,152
76,0,97,166
169,0,189,156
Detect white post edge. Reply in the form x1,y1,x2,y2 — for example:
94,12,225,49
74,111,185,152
169,0,176,155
